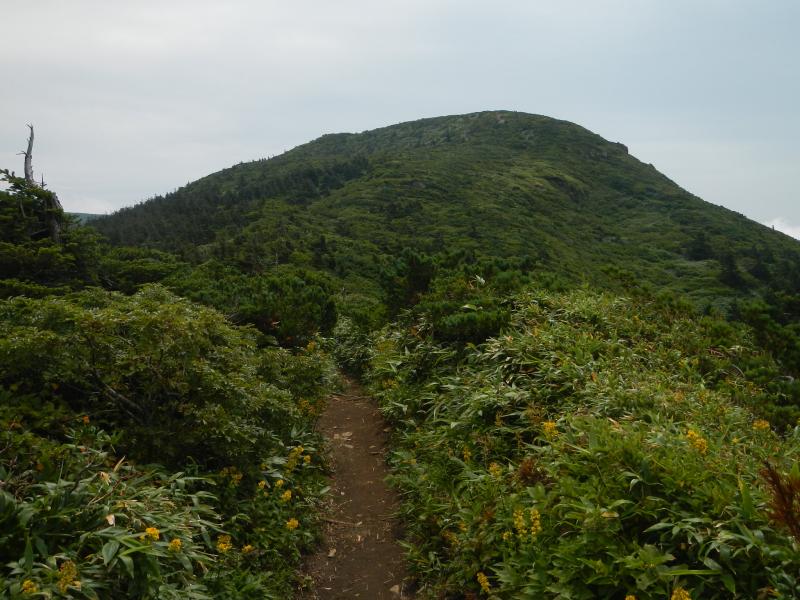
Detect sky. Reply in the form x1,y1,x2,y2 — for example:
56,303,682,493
1,1,798,237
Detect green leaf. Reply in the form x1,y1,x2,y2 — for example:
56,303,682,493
666,569,718,576
179,553,193,572
643,522,673,532
739,478,754,519
33,536,47,559
119,554,135,577
102,540,120,565
23,536,33,572
721,574,736,594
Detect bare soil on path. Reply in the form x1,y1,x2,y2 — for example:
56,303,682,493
298,378,414,599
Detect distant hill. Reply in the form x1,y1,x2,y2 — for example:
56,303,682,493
68,212,102,224
91,111,800,310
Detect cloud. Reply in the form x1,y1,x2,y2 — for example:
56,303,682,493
763,218,800,240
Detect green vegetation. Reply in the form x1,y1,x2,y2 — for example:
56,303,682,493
91,111,800,313
4,111,800,597
89,110,800,403
352,287,800,598
0,169,335,597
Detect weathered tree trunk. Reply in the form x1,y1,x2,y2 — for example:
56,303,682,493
23,124,35,183
21,124,63,243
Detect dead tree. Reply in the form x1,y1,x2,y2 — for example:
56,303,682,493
19,124,64,243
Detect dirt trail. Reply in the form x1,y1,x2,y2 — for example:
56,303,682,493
299,379,414,599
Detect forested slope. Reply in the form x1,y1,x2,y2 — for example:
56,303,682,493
92,111,800,311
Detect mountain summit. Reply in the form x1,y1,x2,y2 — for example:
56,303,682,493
92,111,800,308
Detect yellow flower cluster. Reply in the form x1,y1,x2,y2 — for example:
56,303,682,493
686,429,708,454
488,462,503,478
511,506,542,540
513,508,526,537
753,419,771,431
275,479,285,488
625,595,637,600
145,527,160,541
298,398,317,416
442,530,459,546
242,544,255,554
501,530,513,541
58,560,78,593
462,446,472,462
286,518,300,531
542,421,558,439
217,534,233,553
671,587,692,600
258,480,267,490
168,538,182,552
286,446,305,472
304,454,312,465
220,466,243,487
21,580,38,594
281,490,292,502
529,508,542,537
476,571,491,594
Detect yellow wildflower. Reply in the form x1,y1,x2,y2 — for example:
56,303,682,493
275,479,285,488
542,421,558,439
145,527,160,541
501,530,513,541
442,530,459,546
304,454,311,464
625,596,637,600
286,446,305,471
21,580,38,594
488,462,503,479
462,446,472,462
220,466,243,486
753,419,771,431
281,489,292,502
216,534,233,553
286,518,299,530
476,571,491,594
494,412,503,427
513,508,526,537
58,560,78,593
686,429,708,454
529,508,542,537
258,480,267,490
242,544,255,554
671,588,691,600
168,538,182,552
82,415,90,424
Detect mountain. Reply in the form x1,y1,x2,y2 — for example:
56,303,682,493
6,113,800,597
67,212,102,224
91,111,800,311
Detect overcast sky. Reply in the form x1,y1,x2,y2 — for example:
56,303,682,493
1,1,798,237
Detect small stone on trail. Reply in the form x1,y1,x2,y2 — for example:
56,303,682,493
390,584,401,595
328,548,337,558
